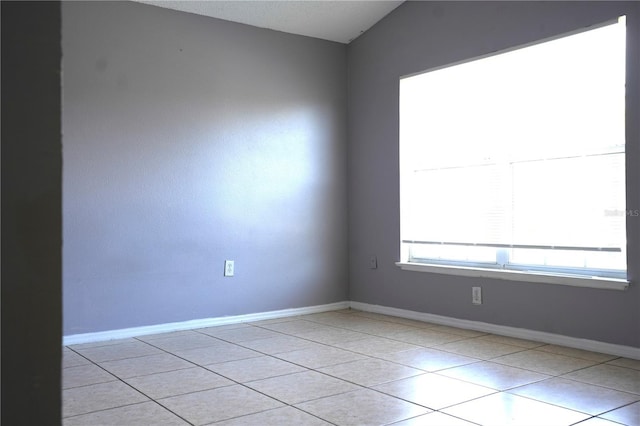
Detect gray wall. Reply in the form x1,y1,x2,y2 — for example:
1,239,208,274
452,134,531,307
63,2,348,335
2,1,62,423
348,1,640,347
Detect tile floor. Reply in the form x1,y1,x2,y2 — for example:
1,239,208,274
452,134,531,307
63,309,640,425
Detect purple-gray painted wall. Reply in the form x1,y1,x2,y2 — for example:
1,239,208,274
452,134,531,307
62,2,348,335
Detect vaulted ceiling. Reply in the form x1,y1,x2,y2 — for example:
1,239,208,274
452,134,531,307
136,1,404,43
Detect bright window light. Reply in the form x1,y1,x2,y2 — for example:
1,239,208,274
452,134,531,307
399,16,627,280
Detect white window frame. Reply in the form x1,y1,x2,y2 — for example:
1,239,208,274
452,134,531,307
397,17,630,291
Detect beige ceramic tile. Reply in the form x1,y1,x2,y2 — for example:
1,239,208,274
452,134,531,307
390,411,480,425
245,370,360,404
60,311,637,426
204,356,306,383
373,373,495,410
334,308,356,314
563,364,640,394
275,345,367,369
442,392,590,425
342,319,420,335
213,406,333,426
63,380,149,418
435,338,525,359
136,330,199,341
295,388,430,426
256,319,333,335
302,311,349,319
379,348,479,372
607,357,640,371
63,401,188,426
333,336,421,356
62,350,91,369
392,329,467,347
198,326,282,342
351,311,434,328
68,337,138,350
438,361,549,390
369,324,426,339
349,311,400,322
318,358,424,386
99,353,193,379
600,401,640,425
309,315,380,330
194,323,251,334
237,335,322,355
140,332,222,352
174,342,261,365
476,334,545,349
125,366,234,399
535,345,617,362
301,312,355,326
572,417,625,426
247,316,303,326
158,384,283,425
325,315,393,328
63,363,117,389
508,377,640,415
385,317,439,329
73,340,163,363
296,327,370,345
492,349,597,375
425,325,486,338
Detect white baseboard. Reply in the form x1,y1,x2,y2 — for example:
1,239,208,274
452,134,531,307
63,301,350,346
350,302,640,360
63,299,639,360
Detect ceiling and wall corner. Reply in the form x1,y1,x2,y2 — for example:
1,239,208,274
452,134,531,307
134,0,404,43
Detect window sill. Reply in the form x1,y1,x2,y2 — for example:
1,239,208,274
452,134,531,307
395,262,629,291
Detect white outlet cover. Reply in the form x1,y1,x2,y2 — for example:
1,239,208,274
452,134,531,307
472,287,482,305
370,256,378,269
224,260,234,277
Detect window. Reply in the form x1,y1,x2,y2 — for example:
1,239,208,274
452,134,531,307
399,17,627,285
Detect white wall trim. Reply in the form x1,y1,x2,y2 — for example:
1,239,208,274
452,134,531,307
395,262,630,291
350,302,640,360
63,301,350,346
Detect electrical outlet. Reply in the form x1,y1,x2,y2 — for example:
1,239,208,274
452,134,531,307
472,286,482,305
370,256,378,269
224,260,234,277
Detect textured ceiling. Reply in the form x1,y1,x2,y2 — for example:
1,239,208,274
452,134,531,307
136,1,404,43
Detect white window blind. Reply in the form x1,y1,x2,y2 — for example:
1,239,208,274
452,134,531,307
399,17,627,278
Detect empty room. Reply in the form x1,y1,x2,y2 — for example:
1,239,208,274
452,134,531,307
2,1,639,425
